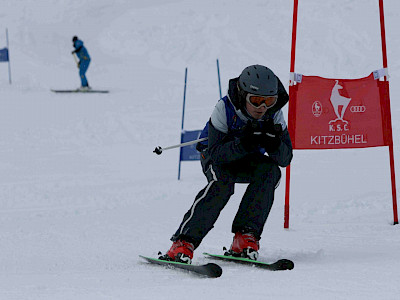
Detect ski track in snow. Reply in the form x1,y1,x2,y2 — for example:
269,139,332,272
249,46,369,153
0,0,400,299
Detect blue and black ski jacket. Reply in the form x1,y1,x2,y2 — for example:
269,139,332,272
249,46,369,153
197,77,293,169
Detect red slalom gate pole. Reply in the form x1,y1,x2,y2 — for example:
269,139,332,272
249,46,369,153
285,0,299,229
379,0,398,224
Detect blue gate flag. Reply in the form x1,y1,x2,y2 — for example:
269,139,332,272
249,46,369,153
0,48,9,62
180,130,202,161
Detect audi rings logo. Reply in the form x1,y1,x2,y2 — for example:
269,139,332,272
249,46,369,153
350,105,366,113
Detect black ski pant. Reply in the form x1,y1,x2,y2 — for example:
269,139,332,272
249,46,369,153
171,154,281,249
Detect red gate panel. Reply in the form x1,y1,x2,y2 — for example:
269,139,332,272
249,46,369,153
290,73,390,150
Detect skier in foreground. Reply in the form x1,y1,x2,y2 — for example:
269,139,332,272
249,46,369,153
160,65,293,263
71,36,91,91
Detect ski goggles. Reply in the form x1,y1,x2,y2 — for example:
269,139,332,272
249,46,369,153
246,94,278,109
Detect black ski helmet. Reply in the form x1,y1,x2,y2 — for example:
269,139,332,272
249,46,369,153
72,36,78,42
237,65,278,107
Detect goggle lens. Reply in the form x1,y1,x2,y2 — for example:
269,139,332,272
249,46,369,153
246,94,278,108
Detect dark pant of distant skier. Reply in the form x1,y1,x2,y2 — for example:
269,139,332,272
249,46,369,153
171,153,281,249
79,59,90,87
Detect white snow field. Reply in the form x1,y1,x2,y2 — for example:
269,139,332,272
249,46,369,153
0,0,399,299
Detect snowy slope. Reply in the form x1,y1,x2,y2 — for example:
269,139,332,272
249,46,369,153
0,0,399,299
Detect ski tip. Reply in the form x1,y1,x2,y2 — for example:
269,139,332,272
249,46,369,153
139,255,222,278
205,263,223,278
276,259,294,270
138,255,150,261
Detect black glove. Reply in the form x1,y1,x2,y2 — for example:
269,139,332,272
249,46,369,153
239,121,263,152
260,119,282,153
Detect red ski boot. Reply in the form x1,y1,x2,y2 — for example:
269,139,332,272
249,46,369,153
159,240,194,264
228,232,259,260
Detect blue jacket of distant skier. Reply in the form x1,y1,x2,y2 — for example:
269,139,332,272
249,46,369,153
73,39,90,62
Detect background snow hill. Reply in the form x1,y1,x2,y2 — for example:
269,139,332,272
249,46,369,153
0,0,399,299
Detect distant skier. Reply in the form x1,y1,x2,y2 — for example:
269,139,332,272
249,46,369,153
160,65,293,263
71,36,91,91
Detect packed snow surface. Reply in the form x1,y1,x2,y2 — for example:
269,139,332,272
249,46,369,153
0,0,399,299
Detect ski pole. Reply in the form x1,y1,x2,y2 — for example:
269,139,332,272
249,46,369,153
72,53,79,68
153,137,208,155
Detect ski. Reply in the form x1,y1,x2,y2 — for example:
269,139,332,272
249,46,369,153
203,253,294,271
139,255,222,278
51,89,109,93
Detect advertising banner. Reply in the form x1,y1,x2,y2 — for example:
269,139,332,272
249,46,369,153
290,73,389,149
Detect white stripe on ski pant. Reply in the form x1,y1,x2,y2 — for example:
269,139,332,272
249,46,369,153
179,165,218,235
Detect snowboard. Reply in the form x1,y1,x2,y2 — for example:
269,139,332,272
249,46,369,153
51,89,109,93
203,253,294,271
139,255,222,278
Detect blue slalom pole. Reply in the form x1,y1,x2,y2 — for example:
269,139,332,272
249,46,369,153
216,59,222,99
178,67,188,180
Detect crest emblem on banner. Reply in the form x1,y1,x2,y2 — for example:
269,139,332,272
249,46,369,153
312,101,322,117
